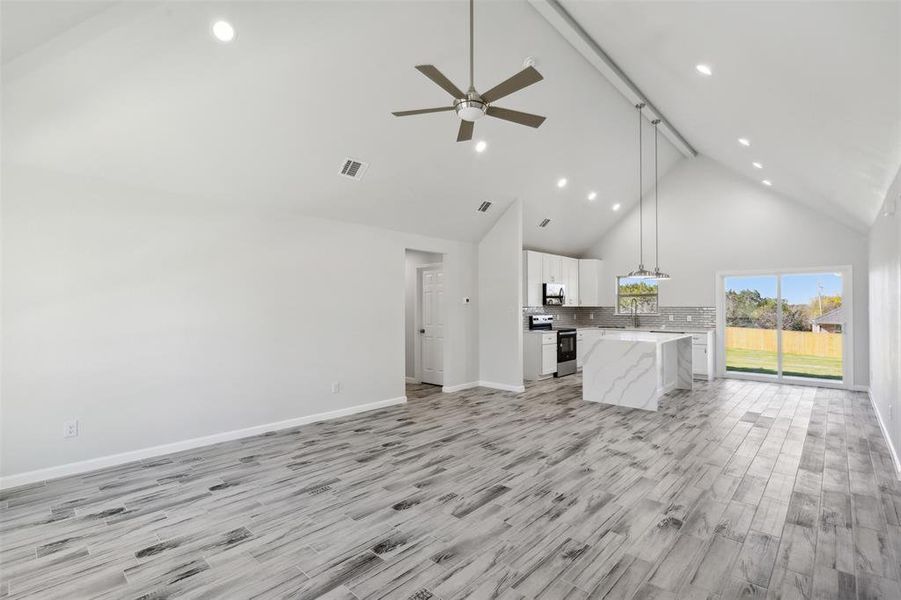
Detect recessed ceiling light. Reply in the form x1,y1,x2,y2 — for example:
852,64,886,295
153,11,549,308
557,178,568,188
212,20,235,42
612,203,621,211
738,138,750,147
474,140,487,153
695,64,712,76
587,191,597,201
762,179,772,186
752,162,763,169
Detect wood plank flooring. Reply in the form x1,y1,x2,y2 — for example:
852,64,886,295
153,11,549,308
1,375,900,599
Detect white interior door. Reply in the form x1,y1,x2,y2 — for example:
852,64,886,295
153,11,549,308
421,267,445,385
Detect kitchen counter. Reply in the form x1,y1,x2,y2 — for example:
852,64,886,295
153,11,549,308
574,326,713,334
581,331,693,411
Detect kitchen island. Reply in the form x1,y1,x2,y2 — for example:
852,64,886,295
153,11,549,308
581,330,692,411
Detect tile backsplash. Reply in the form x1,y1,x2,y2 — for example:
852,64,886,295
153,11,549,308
523,306,716,330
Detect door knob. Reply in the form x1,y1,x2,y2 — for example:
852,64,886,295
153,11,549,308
420,329,425,334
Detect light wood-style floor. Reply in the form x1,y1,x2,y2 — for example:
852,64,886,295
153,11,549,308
1,375,900,599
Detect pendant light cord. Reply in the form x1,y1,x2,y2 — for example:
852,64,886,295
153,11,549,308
637,103,645,267
653,119,659,270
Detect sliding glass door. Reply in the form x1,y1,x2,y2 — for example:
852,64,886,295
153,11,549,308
780,273,843,380
719,268,849,385
724,275,779,376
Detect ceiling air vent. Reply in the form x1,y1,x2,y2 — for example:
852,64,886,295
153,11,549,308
338,158,369,181
476,201,492,213
538,218,551,229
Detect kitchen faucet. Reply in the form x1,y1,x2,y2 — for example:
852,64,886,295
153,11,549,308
630,298,640,328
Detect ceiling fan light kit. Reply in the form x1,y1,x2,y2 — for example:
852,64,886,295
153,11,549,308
392,0,547,142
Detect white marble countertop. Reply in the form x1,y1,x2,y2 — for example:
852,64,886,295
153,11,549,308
574,326,713,334
593,330,692,343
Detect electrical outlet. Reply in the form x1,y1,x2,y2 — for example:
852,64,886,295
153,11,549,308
589,313,594,320
669,315,674,321
63,419,79,438
686,315,692,322
331,382,341,393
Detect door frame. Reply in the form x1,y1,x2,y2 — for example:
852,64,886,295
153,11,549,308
715,265,854,389
414,262,444,384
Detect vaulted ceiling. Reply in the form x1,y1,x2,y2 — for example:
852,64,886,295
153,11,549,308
560,0,901,229
2,0,682,256
3,1,897,255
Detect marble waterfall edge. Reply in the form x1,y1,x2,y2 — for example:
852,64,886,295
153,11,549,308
582,332,693,411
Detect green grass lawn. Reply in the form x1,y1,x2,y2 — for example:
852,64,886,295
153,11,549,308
726,348,842,380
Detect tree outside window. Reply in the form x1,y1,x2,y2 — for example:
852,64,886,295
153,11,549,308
617,277,658,314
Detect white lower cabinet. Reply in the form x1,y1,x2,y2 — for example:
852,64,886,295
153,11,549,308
691,331,715,381
541,341,557,375
524,332,557,380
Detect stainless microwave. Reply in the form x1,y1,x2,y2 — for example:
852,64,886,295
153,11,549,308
543,283,565,306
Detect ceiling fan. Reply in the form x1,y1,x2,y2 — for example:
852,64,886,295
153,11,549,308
392,0,546,142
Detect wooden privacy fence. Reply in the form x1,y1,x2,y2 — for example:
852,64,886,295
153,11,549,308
725,327,842,358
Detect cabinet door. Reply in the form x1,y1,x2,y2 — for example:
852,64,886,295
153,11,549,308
541,344,557,375
565,258,579,305
523,251,543,307
692,345,707,375
576,333,585,368
578,259,602,306
541,253,558,283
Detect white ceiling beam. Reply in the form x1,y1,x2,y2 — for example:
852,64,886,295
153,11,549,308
529,0,698,158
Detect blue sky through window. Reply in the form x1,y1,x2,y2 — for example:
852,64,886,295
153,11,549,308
725,273,842,304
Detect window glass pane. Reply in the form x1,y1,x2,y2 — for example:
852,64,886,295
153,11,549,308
780,273,843,381
724,275,778,376
617,277,658,314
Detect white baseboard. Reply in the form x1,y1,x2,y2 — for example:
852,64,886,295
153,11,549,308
868,387,901,478
442,381,479,393
0,396,407,490
442,381,525,393
478,381,526,393
848,384,870,392
404,376,420,384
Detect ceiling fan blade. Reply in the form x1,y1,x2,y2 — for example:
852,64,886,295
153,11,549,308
486,106,546,128
457,119,474,142
480,66,543,103
392,107,454,117
415,65,466,99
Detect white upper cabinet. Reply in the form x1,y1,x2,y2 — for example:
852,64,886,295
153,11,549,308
563,257,579,305
523,251,597,307
578,259,604,306
523,250,544,307
541,253,563,284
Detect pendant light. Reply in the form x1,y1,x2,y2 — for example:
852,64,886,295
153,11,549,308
627,103,655,279
651,118,671,281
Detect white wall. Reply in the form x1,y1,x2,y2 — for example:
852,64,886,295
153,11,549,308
404,250,442,379
0,166,479,481
587,156,870,387
478,201,524,390
868,167,901,469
